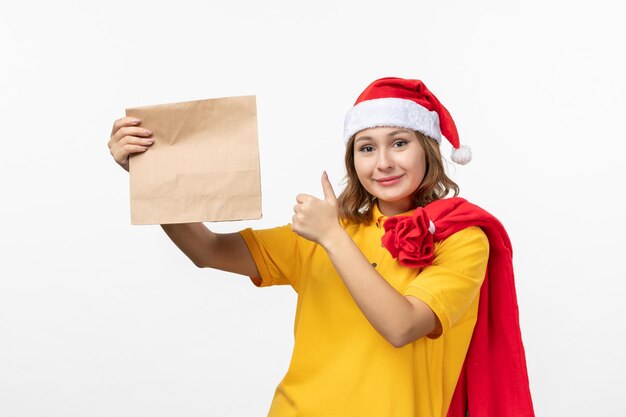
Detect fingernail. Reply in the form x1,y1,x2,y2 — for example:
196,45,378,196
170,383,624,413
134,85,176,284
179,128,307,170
131,119,141,124
144,129,152,135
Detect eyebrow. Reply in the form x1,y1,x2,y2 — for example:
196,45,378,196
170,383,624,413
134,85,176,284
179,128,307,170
354,129,412,143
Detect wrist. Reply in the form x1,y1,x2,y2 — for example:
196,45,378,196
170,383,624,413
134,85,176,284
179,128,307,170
320,223,349,252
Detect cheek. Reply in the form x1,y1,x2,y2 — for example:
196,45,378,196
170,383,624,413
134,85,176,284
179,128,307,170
404,151,427,178
353,156,369,179
353,157,375,192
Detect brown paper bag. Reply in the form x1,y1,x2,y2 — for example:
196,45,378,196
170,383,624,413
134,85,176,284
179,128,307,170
125,95,262,225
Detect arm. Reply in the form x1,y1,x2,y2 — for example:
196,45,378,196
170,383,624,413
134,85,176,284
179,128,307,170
322,229,438,347
292,172,437,348
161,223,260,278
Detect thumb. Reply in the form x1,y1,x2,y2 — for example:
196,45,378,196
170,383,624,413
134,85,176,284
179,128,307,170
321,171,337,202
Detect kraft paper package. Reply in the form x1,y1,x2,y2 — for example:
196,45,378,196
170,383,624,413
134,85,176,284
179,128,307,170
125,95,262,225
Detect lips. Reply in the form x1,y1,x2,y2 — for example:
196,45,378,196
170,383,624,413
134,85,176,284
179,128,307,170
374,175,402,184
375,175,403,185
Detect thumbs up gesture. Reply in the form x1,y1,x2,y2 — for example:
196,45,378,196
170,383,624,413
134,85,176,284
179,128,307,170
291,171,342,246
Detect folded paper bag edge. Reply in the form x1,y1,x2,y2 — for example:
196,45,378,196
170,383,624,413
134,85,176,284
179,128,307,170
125,95,256,113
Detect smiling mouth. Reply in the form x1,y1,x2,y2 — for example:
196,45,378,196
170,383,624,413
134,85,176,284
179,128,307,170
375,175,403,184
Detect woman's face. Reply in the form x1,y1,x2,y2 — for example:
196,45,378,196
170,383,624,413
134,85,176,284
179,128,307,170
353,127,427,216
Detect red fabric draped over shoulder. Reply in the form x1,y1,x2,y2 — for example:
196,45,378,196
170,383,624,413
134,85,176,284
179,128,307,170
426,198,535,417
383,197,535,417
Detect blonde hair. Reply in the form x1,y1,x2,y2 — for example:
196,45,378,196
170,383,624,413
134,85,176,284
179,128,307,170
337,131,459,225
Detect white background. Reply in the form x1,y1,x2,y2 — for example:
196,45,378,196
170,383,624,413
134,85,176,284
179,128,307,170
1,0,624,415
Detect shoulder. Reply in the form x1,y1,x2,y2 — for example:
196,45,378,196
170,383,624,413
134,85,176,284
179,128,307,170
439,226,488,246
434,226,489,264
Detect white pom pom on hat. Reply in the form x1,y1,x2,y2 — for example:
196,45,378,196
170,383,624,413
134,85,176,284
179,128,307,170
451,144,472,165
343,77,472,165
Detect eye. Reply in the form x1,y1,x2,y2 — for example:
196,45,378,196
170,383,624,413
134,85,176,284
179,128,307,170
359,145,375,153
393,139,408,148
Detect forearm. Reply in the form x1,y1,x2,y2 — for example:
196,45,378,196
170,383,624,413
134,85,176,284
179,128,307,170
160,223,260,277
160,223,215,267
322,229,437,347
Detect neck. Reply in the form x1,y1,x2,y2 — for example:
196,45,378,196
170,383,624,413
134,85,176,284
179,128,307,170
376,198,414,217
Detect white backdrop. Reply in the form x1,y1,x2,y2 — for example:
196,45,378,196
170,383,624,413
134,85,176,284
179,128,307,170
1,0,624,415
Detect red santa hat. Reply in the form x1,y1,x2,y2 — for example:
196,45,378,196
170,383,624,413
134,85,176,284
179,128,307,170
343,77,472,165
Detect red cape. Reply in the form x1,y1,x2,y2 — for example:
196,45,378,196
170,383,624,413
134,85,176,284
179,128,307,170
422,198,534,417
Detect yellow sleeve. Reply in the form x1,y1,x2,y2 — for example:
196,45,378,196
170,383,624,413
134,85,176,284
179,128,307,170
403,226,489,336
239,225,305,291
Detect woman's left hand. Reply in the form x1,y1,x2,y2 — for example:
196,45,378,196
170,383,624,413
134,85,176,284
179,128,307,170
291,171,343,247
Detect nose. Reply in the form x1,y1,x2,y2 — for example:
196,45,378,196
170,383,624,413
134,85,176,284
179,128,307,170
377,149,393,170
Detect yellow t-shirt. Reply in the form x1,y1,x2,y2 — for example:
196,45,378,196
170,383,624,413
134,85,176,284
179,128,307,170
239,204,489,417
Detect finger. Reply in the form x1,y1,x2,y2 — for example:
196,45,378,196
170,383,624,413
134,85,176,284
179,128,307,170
114,126,153,142
293,203,300,214
108,135,154,159
111,144,149,165
109,126,153,149
296,194,313,204
321,171,337,202
291,215,300,228
111,116,142,136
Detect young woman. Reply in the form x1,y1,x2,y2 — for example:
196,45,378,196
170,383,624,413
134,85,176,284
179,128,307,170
108,77,534,417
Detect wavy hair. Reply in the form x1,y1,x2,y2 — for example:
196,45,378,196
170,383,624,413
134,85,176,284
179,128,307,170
337,131,459,225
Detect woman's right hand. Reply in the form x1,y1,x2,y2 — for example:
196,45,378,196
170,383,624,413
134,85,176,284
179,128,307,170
108,117,154,172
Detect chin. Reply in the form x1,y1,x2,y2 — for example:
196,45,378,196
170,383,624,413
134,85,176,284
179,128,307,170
375,190,413,203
